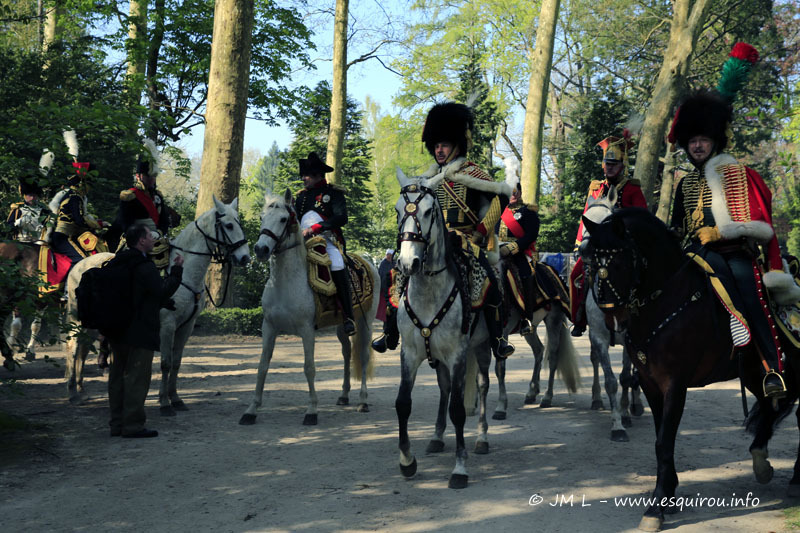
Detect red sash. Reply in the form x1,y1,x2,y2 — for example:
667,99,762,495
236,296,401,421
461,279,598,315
501,207,535,257
132,188,160,226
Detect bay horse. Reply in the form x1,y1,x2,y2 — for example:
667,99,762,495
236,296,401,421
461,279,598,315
64,197,250,407
581,208,800,531
581,187,644,441
239,189,378,426
393,168,495,489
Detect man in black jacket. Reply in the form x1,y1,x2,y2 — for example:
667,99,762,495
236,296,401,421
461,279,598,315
107,224,183,438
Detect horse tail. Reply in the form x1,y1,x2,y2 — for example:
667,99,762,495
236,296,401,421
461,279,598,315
744,396,797,435
463,348,478,411
555,315,580,393
351,317,374,381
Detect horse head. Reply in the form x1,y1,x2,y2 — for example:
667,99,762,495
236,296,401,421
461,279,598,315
579,184,618,249
394,168,445,276
255,189,298,261
207,195,251,266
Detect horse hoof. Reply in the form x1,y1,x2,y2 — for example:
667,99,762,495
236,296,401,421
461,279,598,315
448,473,468,489
336,397,349,406
160,406,176,417
302,414,318,426
611,430,629,442
591,400,604,410
638,515,663,532
400,457,417,478
171,400,189,412
539,398,552,408
465,408,476,417
474,441,489,455
788,483,800,498
239,413,257,425
3,359,16,371
524,395,537,405
492,411,506,420
24,351,35,362
631,404,645,417
752,449,774,484
426,440,445,454
622,416,632,428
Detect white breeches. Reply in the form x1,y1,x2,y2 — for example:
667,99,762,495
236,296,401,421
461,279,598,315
300,211,344,270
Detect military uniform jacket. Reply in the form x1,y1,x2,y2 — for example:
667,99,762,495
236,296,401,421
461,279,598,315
670,153,781,272
420,156,511,239
54,188,101,237
6,200,48,242
574,177,647,250
498,203,540,258
118,182,171,234
295,179,347,247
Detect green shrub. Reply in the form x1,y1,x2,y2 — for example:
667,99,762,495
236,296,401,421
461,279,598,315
193,307,263,336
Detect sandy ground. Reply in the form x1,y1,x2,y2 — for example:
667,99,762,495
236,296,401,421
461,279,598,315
0,323,797,533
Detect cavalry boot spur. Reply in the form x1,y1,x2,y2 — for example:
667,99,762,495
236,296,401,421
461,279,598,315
372,308,399,353
763,370,787,399
331,269,356,336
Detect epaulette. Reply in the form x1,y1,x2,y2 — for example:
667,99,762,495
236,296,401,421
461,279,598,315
9,202,23,209
589,180,604,192
120,189,136,201
461,161,492,181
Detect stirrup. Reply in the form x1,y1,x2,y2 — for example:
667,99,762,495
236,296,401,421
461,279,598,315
343,318,356,336
371,334,388,353
763,370,787,399
519,319,533,336
493,337,515,360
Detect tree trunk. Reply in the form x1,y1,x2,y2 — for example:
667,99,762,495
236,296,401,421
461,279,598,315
632,0,712,205
655,142,677,222
43,0,63,53
125,0,148,105
146,0,166,138
548,87,565,211
325,0,349,185
196,0,255,307
520,0,560,208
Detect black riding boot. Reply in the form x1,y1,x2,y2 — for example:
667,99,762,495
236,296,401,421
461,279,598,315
519,275,538,335
372,306,399,353
331,269,356,336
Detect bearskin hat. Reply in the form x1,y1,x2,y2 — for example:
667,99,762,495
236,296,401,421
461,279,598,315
669,90,733,153
18,174,43,196
421,102,474,157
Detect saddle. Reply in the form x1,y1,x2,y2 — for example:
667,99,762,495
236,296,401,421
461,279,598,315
502,260,571,317
305,236,374,329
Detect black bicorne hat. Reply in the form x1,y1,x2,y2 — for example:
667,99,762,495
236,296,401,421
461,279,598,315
669,90,732,153
299,152,333,176
421,102,474,157
19,174,43,196
136,159,150,176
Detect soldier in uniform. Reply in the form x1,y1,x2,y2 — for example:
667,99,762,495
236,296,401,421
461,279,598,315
294,152,356,336
51,161,107,270
569,132,647,337
373,102,514,360
669,88,797,399
6,175,47,242
498,178,540,335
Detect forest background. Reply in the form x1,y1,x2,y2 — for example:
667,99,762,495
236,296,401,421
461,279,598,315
2,0,800,310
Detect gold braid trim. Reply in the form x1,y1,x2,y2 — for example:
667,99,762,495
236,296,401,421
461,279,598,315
480,196,502,234
719,164,750,223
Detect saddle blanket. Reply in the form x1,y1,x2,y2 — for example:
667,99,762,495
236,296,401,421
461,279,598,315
38,244,72,294
505,260,570,317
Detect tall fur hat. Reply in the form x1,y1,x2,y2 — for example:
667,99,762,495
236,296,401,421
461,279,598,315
18,175,43,196
668,90,732,153
137,138,161,177
421,102,474,157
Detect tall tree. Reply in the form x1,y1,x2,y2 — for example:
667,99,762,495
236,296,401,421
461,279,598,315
125,0,148,104
195,0,255,307
325,0,349,185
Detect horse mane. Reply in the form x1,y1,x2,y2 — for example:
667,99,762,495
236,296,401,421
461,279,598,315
612,207,686,275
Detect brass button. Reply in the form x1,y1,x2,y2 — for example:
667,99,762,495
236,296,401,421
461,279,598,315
598,267,609,279
421,327,431,338
405,204,417,214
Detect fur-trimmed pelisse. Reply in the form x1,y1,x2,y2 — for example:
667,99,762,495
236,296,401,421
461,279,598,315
671,90,732,152
421,102,474,157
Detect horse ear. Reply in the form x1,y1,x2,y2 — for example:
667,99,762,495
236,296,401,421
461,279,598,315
606,185,618,207
231,197,239,211
582,216,599,236
284,188,293,204
212,194,224,212
396,167,409,187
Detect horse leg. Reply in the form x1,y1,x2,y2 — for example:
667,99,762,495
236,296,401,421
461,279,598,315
591,329,626,441
166,322,195,412
492,357,507,420
524,330,544,404
619,347,635,426
336,326,351,406
7,312,22,353
350,314,371,412
589,340,604,410
749,397,778,485
790,403,800,497
1,334,16,371
25,316,42,361
448,357,469,489
539,338,557,408
239,321,277,425
474,345,491,455
158,324,177,416
426,363,450,453
397,347,421,478
639,380,687,532
300,328,319,425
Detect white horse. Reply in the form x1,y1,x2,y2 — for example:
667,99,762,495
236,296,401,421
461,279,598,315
393,169,495,490
580,186,644,441
64,197,250,407
239,189,378,426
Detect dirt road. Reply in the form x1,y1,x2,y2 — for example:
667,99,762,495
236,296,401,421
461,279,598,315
0,327,795,532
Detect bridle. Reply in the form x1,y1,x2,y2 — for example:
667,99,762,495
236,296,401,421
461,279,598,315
258,206,299,255
586,233,645,311
396,183,446,276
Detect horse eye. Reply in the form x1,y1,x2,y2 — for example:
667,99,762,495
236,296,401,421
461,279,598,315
225,223,234,230
280,217,287,223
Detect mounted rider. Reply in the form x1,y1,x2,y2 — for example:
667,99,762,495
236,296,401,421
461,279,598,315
373,102,514,360
112,140,177,269
6,174,48,243
668,74,799,398
569,131,647,337
497,161,540,335
294,152,356,336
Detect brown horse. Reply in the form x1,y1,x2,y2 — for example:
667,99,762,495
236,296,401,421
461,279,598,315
582,208,800,532
0,241,45,369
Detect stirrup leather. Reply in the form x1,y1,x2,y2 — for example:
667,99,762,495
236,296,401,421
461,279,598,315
763,370,787,399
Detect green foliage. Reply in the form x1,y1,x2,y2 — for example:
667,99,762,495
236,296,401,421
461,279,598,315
455,52,502,176
230,216,270,309
194,307,263,336
242,142,283,214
